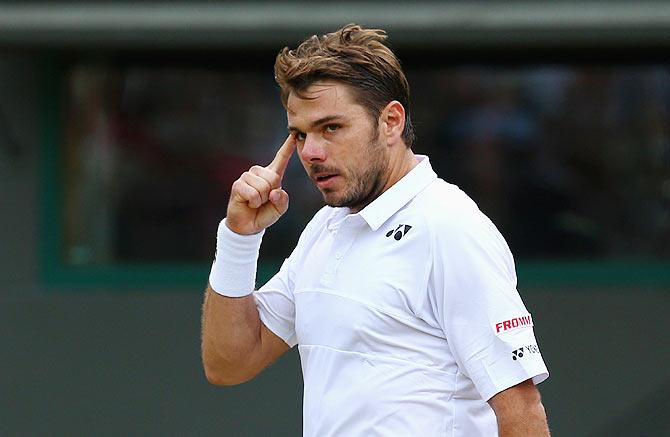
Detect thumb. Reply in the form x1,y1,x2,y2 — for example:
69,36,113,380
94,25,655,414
269,188,289,216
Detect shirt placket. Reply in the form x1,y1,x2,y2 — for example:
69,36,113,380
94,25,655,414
320,217,361,287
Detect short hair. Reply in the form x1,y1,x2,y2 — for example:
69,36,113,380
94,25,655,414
274,23,415,147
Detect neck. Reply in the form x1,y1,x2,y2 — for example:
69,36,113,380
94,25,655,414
348,146,418,214
382,148,419,193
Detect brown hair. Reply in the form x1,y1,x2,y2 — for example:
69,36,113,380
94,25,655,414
274,24,415,147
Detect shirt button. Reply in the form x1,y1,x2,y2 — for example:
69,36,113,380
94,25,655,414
335,252,342,260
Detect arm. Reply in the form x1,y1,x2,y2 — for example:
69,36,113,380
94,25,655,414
488,379,550,436
201,135,296,385
201,287,289,385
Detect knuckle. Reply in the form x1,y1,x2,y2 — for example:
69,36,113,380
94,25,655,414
267,173,280,188
243,170,273,191
262,176,274,191
255,172,274,190
233,181,254,200
231,179,243,192
249,165,264,174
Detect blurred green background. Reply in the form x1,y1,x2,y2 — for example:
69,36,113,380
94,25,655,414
1,1,669,436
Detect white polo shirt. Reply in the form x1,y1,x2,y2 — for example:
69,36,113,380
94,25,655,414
255,155,548,436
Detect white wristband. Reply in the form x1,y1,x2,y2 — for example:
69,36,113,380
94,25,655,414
208,219,265,297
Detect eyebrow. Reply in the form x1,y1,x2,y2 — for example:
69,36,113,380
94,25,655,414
287,115,344,133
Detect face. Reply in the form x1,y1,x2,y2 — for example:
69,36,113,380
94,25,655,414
287,81,390,212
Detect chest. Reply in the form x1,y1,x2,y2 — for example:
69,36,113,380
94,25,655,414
293,221,433,349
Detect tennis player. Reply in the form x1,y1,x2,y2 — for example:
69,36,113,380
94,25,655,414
202,24,550,436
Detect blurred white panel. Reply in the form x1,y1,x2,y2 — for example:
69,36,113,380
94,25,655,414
0,1,669,48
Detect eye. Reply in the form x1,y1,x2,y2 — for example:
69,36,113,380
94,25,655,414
324,124,339,133
295,132,306,141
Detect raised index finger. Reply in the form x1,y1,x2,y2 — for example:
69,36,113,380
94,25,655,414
266,134,296,177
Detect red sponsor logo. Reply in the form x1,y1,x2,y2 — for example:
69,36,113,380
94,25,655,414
495,315,533,333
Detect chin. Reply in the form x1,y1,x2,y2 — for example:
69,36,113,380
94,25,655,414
323,196,343,208
325,196,366,211
322,193,347,208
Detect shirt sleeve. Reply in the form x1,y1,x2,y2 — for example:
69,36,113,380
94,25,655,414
253,207,331,348
254,247,299,348
429,199,549,401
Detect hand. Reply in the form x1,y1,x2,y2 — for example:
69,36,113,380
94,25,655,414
225,135,296,235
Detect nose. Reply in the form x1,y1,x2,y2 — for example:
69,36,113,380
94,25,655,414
299,134,326,162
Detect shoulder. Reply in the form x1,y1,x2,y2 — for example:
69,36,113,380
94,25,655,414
416,181,519,306
415,179,515,270
414,179,490,235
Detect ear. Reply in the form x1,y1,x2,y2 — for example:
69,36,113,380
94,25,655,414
380,100,406,146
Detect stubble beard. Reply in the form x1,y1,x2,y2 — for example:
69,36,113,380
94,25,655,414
322,137,389,212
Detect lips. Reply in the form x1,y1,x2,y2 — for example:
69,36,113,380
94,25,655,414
315,174,337,182
312,172,340,189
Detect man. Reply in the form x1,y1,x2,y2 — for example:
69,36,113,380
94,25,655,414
201,24,550,436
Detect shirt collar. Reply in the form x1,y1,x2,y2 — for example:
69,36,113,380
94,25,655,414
357,154,436,231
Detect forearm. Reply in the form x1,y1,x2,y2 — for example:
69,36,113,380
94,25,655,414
201,218,265,384
496,402,550,436
490,379,551,437
201,136,294,385
201,286,264,385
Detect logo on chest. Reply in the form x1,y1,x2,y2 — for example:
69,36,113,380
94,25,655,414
385,224,412,241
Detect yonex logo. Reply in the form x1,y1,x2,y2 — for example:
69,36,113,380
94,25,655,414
512,344,540,361
386,224,412,240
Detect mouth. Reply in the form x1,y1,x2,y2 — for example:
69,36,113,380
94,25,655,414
312,173,340,189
